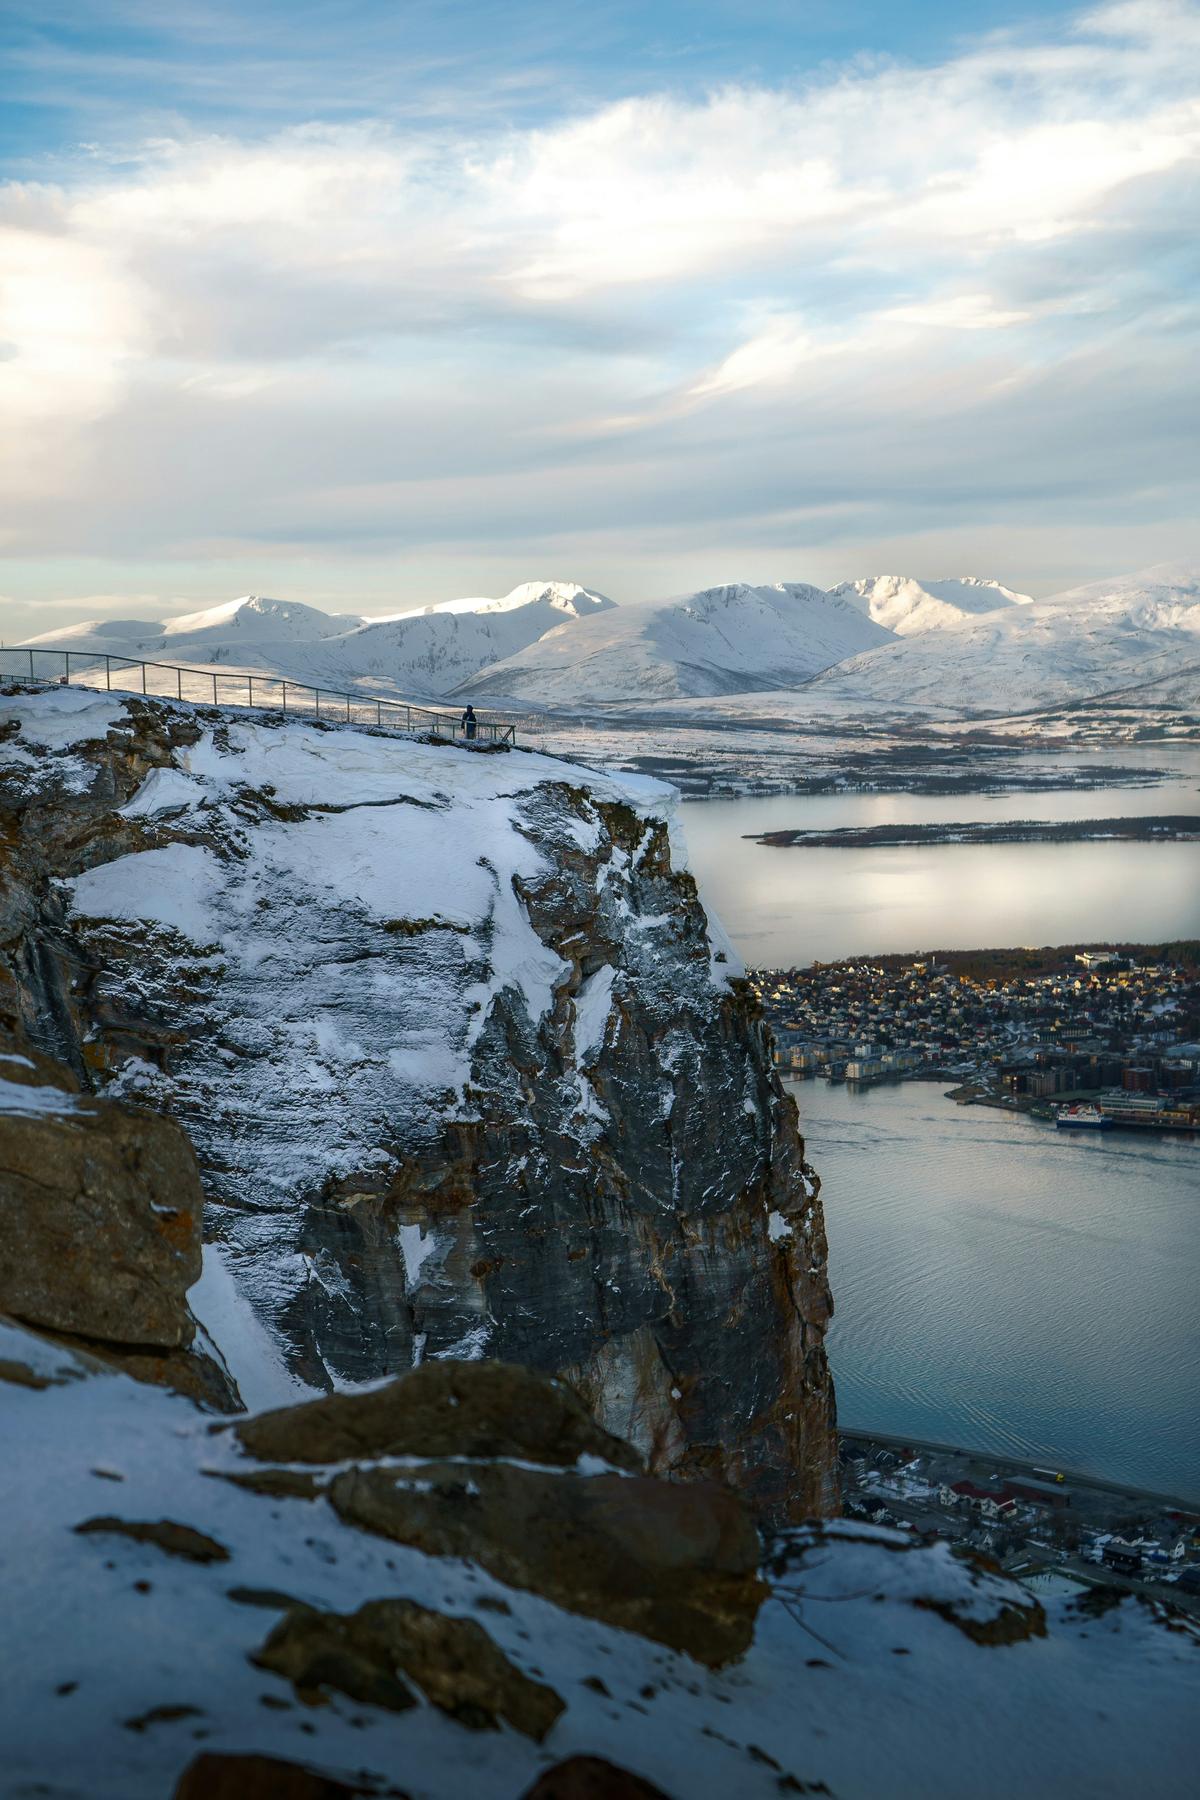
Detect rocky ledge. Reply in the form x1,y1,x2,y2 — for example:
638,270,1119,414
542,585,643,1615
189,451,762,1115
0,684,836,1518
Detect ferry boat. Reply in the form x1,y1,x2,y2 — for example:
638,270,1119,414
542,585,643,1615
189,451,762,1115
1055,1103,1113,1131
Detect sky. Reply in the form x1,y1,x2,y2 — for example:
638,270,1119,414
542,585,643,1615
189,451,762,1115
2,0,1199,634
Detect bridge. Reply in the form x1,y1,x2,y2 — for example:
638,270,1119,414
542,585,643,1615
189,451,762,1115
0,646,519,745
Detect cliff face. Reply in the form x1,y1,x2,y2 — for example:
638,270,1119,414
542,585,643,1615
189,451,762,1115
0,686,837,1516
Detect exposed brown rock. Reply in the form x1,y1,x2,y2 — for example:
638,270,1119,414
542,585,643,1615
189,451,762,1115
73,1515,230,1563
172,1753,395,1799
234,1358,641,1472
913,1591,1047,1646
0,1045,203,1349
329,1458,766,1667
520,1757,674,1800
213,1465,327,1499
253,1597,564,1740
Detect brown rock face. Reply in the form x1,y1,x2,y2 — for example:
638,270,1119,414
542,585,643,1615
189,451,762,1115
253,1597,565,1740
329,1459,765,1668
0,1096,202,1348
233,1359,641,1471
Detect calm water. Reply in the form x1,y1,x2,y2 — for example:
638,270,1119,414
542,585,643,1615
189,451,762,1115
678,748,1200,965
791,1080,1200,1501
675,749,1200,1497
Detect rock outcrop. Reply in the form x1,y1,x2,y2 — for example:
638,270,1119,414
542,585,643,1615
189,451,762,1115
0,1020,238,1409
0,686,836,1517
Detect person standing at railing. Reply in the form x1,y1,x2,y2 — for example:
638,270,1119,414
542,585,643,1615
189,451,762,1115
461,704,478,741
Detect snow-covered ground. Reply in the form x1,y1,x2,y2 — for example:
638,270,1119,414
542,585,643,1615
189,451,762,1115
0,1334,1195,1800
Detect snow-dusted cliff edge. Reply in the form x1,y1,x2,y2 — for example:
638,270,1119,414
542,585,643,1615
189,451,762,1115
0,686,836,1518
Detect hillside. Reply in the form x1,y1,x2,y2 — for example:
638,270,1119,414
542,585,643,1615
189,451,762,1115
802,564,1200,717
456,581,894,704
830,575,1033,636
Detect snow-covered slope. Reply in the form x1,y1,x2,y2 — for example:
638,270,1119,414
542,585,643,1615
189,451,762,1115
1,1327,1196,1800
803,564,1200,717
296,581,614,697
456,582,895,704
28,584,613,701
830,575,1033,636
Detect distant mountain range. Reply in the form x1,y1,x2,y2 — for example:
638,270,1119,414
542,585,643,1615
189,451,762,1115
23,565,1200,721
455,582,892,703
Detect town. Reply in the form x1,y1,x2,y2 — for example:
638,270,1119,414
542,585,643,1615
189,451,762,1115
838,1431,1200,1618
751,943,1200,1133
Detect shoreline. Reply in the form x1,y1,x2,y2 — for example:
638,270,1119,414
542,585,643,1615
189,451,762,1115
838,1425,1200,1514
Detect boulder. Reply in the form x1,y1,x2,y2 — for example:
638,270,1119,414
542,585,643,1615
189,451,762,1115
253,1597,564,1740
0,1042,203,1349
172,1753,393,1799
521,1759,674,1800
329,1459,765,1668
234,1359,641,1472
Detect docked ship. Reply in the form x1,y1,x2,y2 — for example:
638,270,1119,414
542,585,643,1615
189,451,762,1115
1055,1103,1113,1131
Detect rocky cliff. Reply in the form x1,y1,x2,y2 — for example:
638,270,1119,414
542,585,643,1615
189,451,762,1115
0,685,837,1517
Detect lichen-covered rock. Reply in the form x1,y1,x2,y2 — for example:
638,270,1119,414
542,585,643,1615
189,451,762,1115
233,1359,641,1471
253,1597,565,1739
0,690,837,1517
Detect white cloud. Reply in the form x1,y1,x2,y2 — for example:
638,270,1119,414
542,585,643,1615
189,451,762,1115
1,0,1198,603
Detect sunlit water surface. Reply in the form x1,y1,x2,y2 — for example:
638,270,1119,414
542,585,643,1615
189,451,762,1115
677,748,1200,966
791,1080,1200,1501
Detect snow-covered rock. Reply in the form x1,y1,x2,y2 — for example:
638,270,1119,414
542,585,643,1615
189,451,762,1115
830,575,1033,636
456,581,894,704
0,685,835,1520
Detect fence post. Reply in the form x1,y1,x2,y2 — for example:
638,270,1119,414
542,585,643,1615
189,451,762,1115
28,649,34,682
213,673,218,705
377,701,381,727
177,667,182,701
105,656,111,691
282,681,287,714
248,675,254,710
315,689,320,718
141,662,147,695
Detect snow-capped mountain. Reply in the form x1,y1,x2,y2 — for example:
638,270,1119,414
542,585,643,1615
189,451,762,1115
28,595,366,662
27,583,613,701
804,564,1200,716
830,575,1034,636
456,582,894,704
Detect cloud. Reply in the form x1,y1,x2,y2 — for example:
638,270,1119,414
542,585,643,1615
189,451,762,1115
0,0,1198,605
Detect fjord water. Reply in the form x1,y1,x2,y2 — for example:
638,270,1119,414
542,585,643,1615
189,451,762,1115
791,1080,1200,1502
677,747,1200,966
677,747,1200,1499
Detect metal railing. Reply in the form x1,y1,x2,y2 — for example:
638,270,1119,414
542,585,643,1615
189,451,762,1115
0,646,518,745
